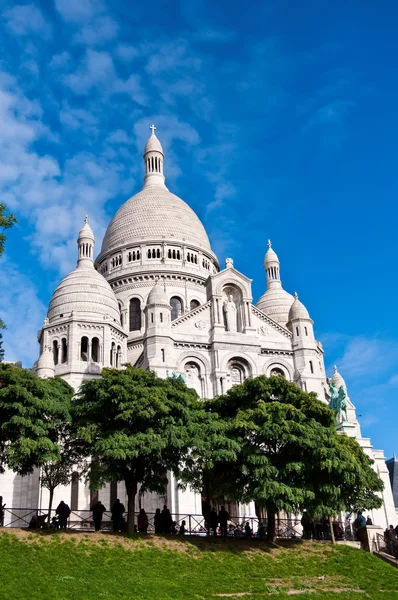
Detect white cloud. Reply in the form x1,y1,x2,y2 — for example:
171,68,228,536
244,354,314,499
337,336,398,378
115,44,138,62
59,104,99,131
73,15,119,46
54,0,104,23
3,3,51,38
65,50,116,94
0,259,46,367
49,51,71,69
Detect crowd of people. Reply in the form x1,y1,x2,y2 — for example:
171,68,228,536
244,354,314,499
384,524,398,556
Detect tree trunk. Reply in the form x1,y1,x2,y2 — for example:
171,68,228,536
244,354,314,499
48,488,55,524
125,477,137,535
329,516,336,544
267,512,276,541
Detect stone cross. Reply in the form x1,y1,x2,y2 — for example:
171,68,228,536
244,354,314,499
150,124,156,135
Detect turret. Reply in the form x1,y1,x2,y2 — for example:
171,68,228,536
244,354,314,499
143,280,174,372
36,343,55,379
288,293,325,396
77,216,95,266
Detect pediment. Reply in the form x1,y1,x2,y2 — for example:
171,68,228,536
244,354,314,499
251,305,292,340
171,300,212,333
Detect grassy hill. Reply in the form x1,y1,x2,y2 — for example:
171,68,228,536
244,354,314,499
0,529,397,600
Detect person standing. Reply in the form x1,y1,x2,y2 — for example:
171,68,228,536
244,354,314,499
154,508,162,534
209,507,218,536
218,506,229,537
161,504,172,534
55,501,71,530
137,508,149,533
91,500,106,532
0,496,5,527
111,499,125,532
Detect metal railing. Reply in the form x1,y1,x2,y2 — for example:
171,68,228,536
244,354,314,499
0,508,354,541
374,532,398,559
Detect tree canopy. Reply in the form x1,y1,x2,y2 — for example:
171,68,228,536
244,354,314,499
206,375,383,538
0,202,16,259
72,366,211,533
0,364,73,475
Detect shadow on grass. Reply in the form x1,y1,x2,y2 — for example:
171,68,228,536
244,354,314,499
9,527,307,555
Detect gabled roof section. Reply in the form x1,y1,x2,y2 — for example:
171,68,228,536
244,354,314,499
251,304,293,339
171,300,211,328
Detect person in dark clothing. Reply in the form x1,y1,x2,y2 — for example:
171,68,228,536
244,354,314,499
161,504,172,534
0,496,5,527
91,501,106,532
218,506,229,537
245,521,252,538
209,507,219,536
154,508,162,534
111,499,125,532
179,520,187,535
55,501,71,530
137,508,149,533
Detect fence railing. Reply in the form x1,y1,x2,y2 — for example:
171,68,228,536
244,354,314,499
374,532,398,559
0,508,354,541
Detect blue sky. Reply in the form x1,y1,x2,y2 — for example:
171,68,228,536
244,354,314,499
0,0,397,457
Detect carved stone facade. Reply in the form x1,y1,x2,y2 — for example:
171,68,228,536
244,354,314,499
1,128,395,528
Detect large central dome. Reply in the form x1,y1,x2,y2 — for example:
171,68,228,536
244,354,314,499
101,186,211,255
100,128,211,257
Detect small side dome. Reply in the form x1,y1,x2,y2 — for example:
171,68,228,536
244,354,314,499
147,282,170,306
288,293,310,321
329,365,347,391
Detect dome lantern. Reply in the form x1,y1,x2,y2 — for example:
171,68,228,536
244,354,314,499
77,215,95,266
256,240,294,326
143,124,166,189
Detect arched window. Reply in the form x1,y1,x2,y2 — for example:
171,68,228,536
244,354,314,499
110,341,115,366
129,298,142,331
309,360,314,374
184,361,202,397
61,338,67,364
168,249,171,258
148,249,152,259
92,337,99,362
71,472,79,511
53,340,59,366
170,296,183,321
157,249,161,258
80,336,88,362
230,365,244,385
116,345,121,368
190,300,200,310
270,367,285,378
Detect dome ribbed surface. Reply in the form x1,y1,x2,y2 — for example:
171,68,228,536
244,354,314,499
144,135,163,154
256,288,294,326
101,187,211,255
147,283,169,305
48,265,120,322
264,247,279,266
288,297,310,321
330,367,347,391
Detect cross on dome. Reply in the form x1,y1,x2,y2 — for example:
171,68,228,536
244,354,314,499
268,239,272,248
149,124,156,135
84,215,89,224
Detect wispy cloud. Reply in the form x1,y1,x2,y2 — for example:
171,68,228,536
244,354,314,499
3,3,52,39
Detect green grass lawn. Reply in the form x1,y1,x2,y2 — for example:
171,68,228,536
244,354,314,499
0,530,397,600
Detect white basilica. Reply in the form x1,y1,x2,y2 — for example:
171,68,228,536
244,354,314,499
1,127,395,528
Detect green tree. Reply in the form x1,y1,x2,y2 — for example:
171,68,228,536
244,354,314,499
72,366,207,534
0,364,73,475
0,203,16,259
208,375,383,539
0,331,4,363
40,424,86,522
